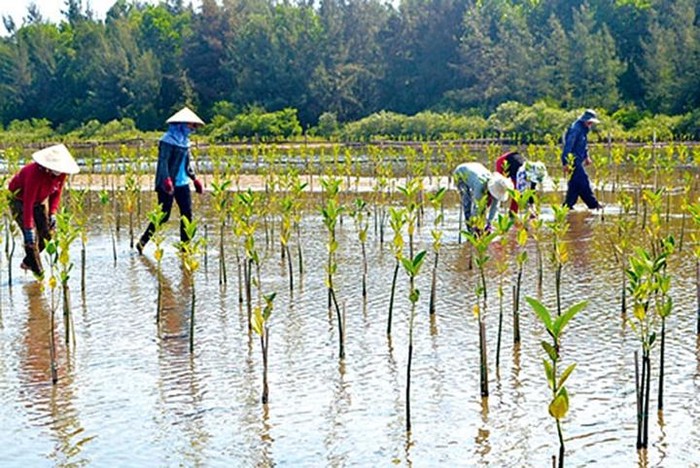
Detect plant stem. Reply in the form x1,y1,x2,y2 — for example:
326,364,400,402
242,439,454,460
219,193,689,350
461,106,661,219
479,319,489,397
406,302,415,433
514,264,522,343
429,252,438,315
388,260,399,336
658,318,665,411
330,286,344,359
189,280,196,353
556,419,565,468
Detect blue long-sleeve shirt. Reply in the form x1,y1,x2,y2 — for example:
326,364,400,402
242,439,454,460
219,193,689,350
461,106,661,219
561,119,590,169
154,141,196,191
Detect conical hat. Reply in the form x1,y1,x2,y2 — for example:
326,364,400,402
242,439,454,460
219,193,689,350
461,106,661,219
166,107,205,126
487,172,513,202
32,144,80,175
524,161,548,184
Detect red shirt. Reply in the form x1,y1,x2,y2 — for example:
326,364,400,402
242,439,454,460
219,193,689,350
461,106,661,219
8,162,66,229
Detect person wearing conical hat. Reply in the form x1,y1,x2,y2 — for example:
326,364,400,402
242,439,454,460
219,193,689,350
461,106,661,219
495,150,548,215
136,106,205,254
453,162,513,232
8,144,80,279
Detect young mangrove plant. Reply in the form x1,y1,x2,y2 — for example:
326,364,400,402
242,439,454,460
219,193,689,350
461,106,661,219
279,195,295,295
688,201,700,334
98,189,117,265
320,177,345,359
252,292,276,404
176,217,206,353
546,205,570,315
402,250,427,433
493,214,514,370
510,188,537,343
605,192,636,314
211,178,232,285
350,198,370,300
463,197,499,397
398,178,422,259
45,239,60,384
526,296,587,468
146,205,167,325
67,188,89,293
237,190,260,334
387,207,407,337
124,164,140,249
53,210,80,347
626,241,672,449
427,187,447,316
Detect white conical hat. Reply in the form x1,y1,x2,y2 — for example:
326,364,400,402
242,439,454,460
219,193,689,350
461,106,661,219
487,172,513,202
166,106,205,126
32,144,80,175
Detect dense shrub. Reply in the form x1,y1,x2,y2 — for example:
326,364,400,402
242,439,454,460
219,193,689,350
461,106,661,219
210,108,303,141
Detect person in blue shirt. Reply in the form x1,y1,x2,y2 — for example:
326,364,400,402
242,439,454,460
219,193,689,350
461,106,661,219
136,107,205,254
453,162,512,232
561,109,602,210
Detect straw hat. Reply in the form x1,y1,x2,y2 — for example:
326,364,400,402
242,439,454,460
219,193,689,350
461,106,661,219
524,161,548,184
166,106,205,126
32,144,80,175
487,172,513,202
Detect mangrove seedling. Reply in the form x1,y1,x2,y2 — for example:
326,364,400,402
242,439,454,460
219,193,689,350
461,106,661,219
45,239,60,384
320,178,345,359
350,198,370,300
387,207,407,337
211,178,232,285
546,205,570,315
493,213,514,370
53,209,80,347
688,201,700,334
176,217,206,354
463,200,499,397
146,205,167,325
402,250,427,433
98,189,117,265
526,297,586,468
252,292,276,404
626,241,673,448
427,187,447,316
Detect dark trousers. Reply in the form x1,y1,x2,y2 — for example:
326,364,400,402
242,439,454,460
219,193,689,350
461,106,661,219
457,180,475,223
11,199,50,275
564,168,601,209
139,185,193,247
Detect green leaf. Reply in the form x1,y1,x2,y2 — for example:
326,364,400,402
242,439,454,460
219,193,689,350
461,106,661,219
553,300,587,337
543,359,555,389
548,387,569,420
558,363,576,389
251,307,264,336
541,341,558,362
526,296,552,332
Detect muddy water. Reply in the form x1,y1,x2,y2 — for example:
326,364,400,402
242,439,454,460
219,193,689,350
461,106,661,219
0,193,699,467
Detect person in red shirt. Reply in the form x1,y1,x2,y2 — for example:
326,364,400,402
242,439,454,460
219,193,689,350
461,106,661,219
8,144,80,279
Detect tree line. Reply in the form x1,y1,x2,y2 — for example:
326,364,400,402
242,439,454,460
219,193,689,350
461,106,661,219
1,0,699,135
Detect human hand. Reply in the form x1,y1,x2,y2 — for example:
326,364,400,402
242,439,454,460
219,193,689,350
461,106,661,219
23,228,36,246
163,177,174,195
562,165,569,176
584,156,592,166
193,178,203,194
49,214,57,231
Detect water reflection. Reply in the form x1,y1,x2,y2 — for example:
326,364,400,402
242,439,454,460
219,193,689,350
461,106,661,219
21,283,90,465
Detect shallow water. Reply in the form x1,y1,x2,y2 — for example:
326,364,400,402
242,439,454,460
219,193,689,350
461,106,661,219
1,192,699,467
